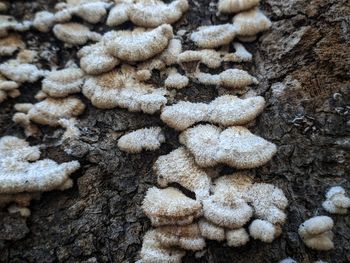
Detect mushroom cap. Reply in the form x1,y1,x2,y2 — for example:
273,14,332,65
249,219,277,243
0,34,25,56
233,8,272,36
298,216,334,237
53,23,100,45
218,0,260,14
190,24,236,48
226,228,250,247
198,218,225,241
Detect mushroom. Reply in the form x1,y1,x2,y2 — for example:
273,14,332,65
0,15,31,38
249,219,280,243
322,186,350,214
223,42,252,62
106,0,133,26
218,0,260,14
179,124,277,169
117,127,165,153
161,95,265,131
198,218,225,241
153,147,211,200
0,74,20,103
142,186,203,226
190,24,236,48
164,68,189,89
33,11,56,32
298,216,334,251
0,34,25,57
53,23,101,45
233,8,271,37
226,228,250,247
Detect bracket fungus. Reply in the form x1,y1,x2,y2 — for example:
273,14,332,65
13,97,85,128
41,67,85,98
154,147,211,200
0,15,31,37
77,42,120,75
198,218,226,241
117,127,165,153
226,228,250,247
224,42,252,62
54,0,111,24
33,11,56,33
195,68,258,89
142,186,202,226
218,0,260,14
82,65,167,114
140,229,186,263
105,24,173,62
0,136,80,209
161,95,265,131
179,124,277,169
322,186,350,214
298,216,334,251
0,34,25,57
107,0,188,27
154,224,206,251
249,219,280,243
164,68,189,89
190,24,236,48
0,74,20,103
233,8,271,37
53,23,101,45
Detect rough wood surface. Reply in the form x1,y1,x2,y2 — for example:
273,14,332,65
0,0,349,262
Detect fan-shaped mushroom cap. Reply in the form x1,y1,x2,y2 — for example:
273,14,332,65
42,67,85,97
129,0,189,27
249,219,278,243
105,24,173,62
53,23,101,45
0,59,45,83
106,0,133,26
179,125,277,169
0,136,80,194
298,216,334,251
0,34,25,56
141,229,186,263
233,8,271,36
198,218,225,241
0,74,19,103
0,15,31,37
161,95,265,130
226,228,250,247
142,187,202,226
247,183,288,224
82,65,167,114
164,68,189,89
154,147,211,200
178,49,222,69
154,223,206,251
223,42,252,62
322,186,350,214
218,0,260,14
14,97,85,127
195,68,258,89
33,11,56,32
190,24,236,48
77,42,120,75
118,127,165,153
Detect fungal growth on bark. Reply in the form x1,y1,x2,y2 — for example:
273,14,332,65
164,68,189,89
298,216,334,251
153,147,211,200
190,24,236,48
107,0,189,27
179,125,277,168
142,187,203,226
322,186,350,214
0,73,19,103
161,95,265,130
53,23,101,45
249,219,280,243
105,24,173,62
82,65,167,113
198,218,226,241
218,0,260,14
0,34,25,56
117,127,165,153
0,136,80,210
41,67,85,98
0,15,31,37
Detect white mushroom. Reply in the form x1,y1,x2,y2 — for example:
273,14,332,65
53,23,101,45
322,186,350,214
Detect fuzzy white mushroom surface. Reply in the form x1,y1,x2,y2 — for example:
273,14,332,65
322,186,350,214
218,0,260,14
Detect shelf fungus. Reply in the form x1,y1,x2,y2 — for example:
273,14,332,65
82,65,167,114
298,216,334,251
164,68,189,89
117,127,165,153
195,68,258,89
53,23,101,45
107,0,189,27
161,95,265,131
154,147,211,200
105,24,173,62
249,219,281,243
154,224,206,251
13,97,85,132
41,67,85,98
54,0,111,24
142,186,203,226
179,125,277,169
233,8,271,37
198,219,226,241
0,34,25,57
224,42,252,62
0,74,20,103
140,229,186,263
0,15,31,38
322,186,350,214
226,228,250,247
77,42,120,75
218,0,260,14
190,24,236,48
0,136,80,210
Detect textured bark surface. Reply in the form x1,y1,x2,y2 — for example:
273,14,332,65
0,0,349,262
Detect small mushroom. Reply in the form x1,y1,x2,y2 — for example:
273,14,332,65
190,24,236,48
233,8,271,36
0,34,25,57
198,218,225,241
164,68,189,89
249,219,279,243
322,186,350,214
226,228,250,247
218,0,260,14
53,23,101,45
